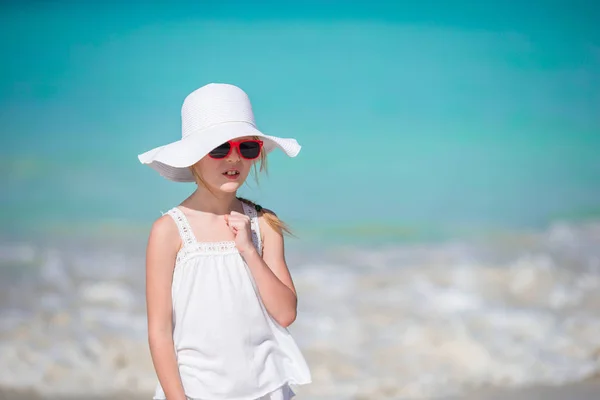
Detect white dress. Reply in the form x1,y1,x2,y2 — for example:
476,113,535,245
153,203,312,400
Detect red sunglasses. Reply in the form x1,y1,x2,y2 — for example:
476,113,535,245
208,139,264,160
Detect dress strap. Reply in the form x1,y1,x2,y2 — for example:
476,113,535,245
165,207,197,246
241,202,262,255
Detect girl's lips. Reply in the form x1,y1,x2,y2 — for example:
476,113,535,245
223,170,240,180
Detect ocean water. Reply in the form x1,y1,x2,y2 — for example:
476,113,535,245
2,221,600,398
1,2,599,398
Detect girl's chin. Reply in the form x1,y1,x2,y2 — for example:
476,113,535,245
218,182,243,192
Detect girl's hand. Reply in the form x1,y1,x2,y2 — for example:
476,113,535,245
224,211,256,254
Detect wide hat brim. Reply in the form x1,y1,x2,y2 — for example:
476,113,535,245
137,121,301,182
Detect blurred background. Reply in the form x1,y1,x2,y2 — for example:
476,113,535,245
1,1,599,399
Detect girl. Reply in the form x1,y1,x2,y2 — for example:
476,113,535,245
137,83,312,400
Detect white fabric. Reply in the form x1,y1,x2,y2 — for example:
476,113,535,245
138,83,302,182
153,203,311,400
187,383,295,400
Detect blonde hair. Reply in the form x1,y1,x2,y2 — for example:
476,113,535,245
189,139,293,236
237,196,293,237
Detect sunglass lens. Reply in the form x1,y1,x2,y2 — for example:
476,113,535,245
209,142,231,158
239,141,261,159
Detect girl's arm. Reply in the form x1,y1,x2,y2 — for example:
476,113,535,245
240,210,298,328
146,216,187,400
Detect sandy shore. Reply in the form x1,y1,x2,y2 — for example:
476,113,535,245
2,380,600,400
449,379,600,400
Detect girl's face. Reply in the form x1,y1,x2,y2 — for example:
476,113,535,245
192,136,262,193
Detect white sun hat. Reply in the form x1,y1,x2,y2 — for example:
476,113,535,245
137,83,301,182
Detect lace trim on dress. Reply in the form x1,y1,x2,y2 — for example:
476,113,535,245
241,202,263,256
165,204,262,260
165,207,197,246
175,241,239,263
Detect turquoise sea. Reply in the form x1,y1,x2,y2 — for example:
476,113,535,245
1,2,599,398
1,1,599,244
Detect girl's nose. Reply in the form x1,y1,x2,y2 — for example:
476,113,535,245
226,147,241,162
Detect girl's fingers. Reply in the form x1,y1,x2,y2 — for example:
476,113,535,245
225,218,244,229
224,213,250,235
226,216,249,226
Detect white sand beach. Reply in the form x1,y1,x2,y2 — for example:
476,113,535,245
2,379,600,400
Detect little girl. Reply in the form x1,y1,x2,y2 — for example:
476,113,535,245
137,83,312,400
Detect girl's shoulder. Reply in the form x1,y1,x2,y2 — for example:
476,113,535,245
256,205,291,238
147,211,183,251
